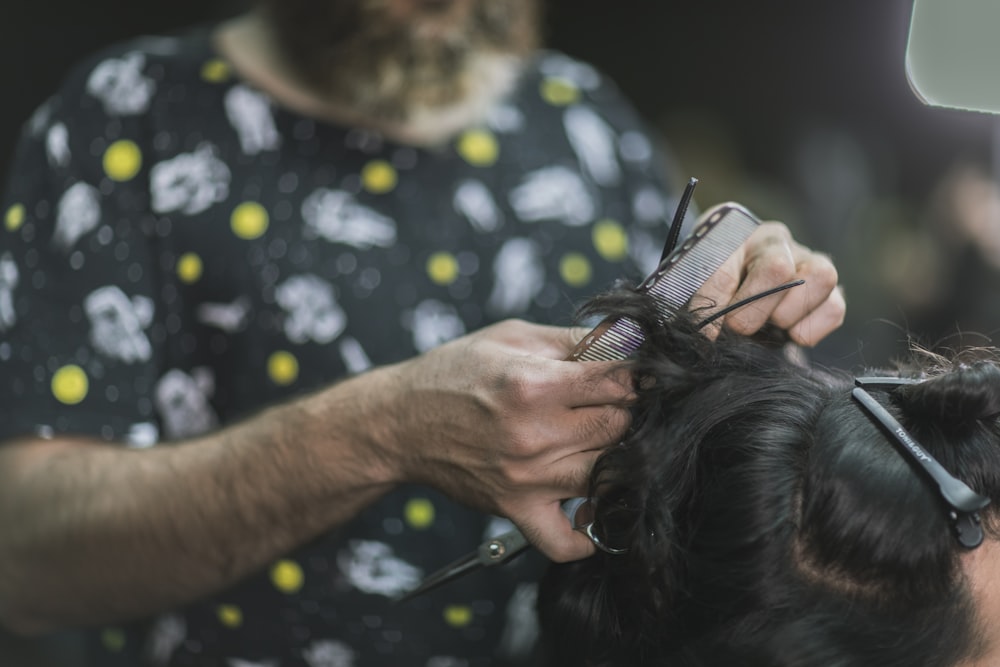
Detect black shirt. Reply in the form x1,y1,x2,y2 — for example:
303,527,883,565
0,25,681,667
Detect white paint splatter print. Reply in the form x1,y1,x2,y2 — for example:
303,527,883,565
454,179,502,233
225,85,281,155
482,516,516,541
27,98,54,137
487,238,543,316
125,422,159,448
509,166,594,226
408,300,466,353
196,296,252,333
275,274,347,344
154,368,218,439
86,52,156,116
0,253,18,332
564,105,621,187
53,182,101,251
84,286,153,363
150,143,231,215
338,337,372,374
302,189,397,250
301,639,357,667
336,540,423,598
144,614,186,666
46,122,70,168
486,103,525,133
496,583,540,661
632,185,667,225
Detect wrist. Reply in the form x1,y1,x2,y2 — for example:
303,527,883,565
295,365,407,488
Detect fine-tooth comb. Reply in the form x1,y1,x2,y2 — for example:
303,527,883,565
567,202,761,362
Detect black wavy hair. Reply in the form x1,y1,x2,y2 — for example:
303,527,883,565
538,286,1000,667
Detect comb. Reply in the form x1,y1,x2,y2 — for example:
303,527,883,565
567,203,760,362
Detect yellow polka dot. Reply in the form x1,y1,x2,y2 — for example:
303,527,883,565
560,253,592,287
267,350,299,386
443,604,473,628
100,627,126,652
457,129,499,167
5,203,25,231
404,497,436,529
103,140,142,182
217,604,243,628
231,202,269,240
540,77,581,106
270,559,305,594
426,252,459,285
52,365,88,405
361,160,398,194
176,252,203,284
201,58,232,83
592,219,628,261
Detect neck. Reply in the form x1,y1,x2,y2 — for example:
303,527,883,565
213,12,525,146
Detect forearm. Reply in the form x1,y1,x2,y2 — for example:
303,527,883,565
0,371,399,635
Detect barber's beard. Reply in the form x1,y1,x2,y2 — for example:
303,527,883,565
261,0,540,143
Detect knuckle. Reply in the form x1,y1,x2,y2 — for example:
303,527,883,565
500,463,531,487
493,366,535,407
759,253,796,284
806,255,839,292
575,411,615,446
712,269,741,297
503,431,540,461
759,220,793,241
832,288,847,321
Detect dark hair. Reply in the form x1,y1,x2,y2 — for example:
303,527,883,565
538,287,1000,667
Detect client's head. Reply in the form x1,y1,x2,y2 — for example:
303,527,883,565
539,287,1000,667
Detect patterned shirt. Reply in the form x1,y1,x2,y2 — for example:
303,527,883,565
0,25,681,667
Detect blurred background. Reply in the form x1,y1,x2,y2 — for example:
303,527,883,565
2,0,999,663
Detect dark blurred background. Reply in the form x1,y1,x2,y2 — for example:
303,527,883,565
2,0,999,663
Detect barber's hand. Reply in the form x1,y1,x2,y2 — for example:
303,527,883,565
383,320,633,562
693,221,845,346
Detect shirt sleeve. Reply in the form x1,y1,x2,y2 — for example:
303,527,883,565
0,53,165,446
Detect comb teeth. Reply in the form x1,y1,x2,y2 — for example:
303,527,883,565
570,318,645,361
570,204,760,363
643,204,760,320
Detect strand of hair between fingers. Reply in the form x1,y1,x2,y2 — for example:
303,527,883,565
695,279,806,329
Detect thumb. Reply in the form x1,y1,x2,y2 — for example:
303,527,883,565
517,500,596,563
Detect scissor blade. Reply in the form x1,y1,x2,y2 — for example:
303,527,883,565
396,528,531,603
394,550,482,603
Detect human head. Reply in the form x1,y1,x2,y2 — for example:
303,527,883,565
256,0,540,135
539,287,1000,666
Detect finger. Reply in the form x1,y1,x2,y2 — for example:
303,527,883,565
533,405,631,462
721,224,798,335
539,447,607,496
767,250,839,331
786,285,846,347
688,245,745,324
556,361,635,407
518,500,596,562
567,405,631,451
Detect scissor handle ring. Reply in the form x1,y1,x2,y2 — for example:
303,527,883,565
566,497,629,555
